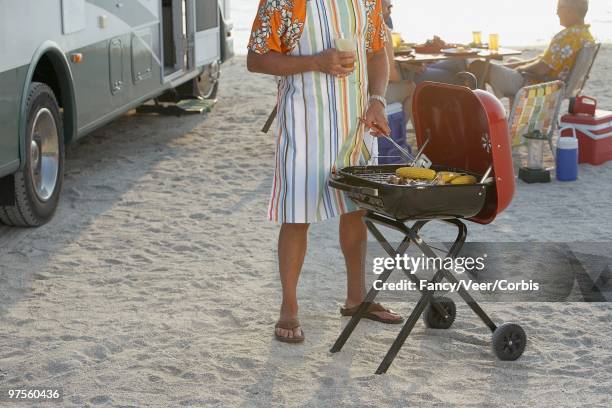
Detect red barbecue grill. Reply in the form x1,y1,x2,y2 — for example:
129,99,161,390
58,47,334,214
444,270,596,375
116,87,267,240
329,82,526,374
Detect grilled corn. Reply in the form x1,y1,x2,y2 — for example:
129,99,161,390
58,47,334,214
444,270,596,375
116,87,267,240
437,171,461,183
395,167,437,180
450,175,478,185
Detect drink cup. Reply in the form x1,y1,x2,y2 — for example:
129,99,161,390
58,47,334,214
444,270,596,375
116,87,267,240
472,31,482,47
391,32,402,49
335,35,356,69
489,33,500,52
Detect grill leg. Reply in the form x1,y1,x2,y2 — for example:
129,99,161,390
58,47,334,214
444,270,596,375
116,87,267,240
333,213,500,374
330,232,413,353
368,219,450,319
375,291,432,374
440,268,497,332
410,219,497,332
375,218,471,374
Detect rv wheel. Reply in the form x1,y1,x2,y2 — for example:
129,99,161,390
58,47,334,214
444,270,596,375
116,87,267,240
0,82,64,227
198,62,220,99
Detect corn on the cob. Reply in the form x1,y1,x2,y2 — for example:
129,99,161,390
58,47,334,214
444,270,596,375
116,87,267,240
450,175,478,185
395,167,437,180
437,171,461,183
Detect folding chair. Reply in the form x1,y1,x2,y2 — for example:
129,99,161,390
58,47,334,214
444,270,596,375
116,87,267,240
510,43,601,151
508,80,565,151
563,43,601,100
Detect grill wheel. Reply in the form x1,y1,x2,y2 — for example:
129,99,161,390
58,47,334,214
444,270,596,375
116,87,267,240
423,296,457,329
492,323,527,361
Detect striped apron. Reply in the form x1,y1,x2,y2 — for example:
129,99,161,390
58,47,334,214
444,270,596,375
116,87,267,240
268,0,375,223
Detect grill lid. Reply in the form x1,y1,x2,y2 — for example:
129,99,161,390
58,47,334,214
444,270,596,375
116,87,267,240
412,82,515,224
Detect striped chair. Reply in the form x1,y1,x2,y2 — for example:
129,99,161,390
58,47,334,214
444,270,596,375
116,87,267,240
508,80,565,152
508,43,601,152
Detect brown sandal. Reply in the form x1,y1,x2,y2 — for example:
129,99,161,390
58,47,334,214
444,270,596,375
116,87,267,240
340,302,404,324
274,318,305,343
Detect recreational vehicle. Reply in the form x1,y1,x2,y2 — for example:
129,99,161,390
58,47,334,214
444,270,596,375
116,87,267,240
0,0,233,227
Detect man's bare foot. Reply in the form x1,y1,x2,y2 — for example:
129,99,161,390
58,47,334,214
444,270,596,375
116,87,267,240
275,325,303,340
369,309,402,322
275,317,304,343
341,302,403,324
275,303,303,342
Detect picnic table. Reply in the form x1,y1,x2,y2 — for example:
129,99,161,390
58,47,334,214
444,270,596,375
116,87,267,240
395,47,523,89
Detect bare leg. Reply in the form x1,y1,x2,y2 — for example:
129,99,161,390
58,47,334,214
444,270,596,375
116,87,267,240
340,211,367,306
468,60,490,89
276,223,309,339
339,211,402,321
402,82,416,128
403,98,413,132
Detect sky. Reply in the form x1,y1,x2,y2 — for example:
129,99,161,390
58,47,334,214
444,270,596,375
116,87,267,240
231,0,612,54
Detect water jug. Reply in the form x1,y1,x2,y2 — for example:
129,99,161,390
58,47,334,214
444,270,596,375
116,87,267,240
556,129,579,182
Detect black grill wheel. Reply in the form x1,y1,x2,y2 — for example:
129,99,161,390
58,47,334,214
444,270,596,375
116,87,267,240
423,296,456,329
492,323,527,361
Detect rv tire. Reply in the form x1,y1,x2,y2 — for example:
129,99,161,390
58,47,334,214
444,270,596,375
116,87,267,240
0,82,64,227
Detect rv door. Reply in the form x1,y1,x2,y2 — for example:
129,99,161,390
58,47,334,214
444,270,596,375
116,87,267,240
194,0,220,67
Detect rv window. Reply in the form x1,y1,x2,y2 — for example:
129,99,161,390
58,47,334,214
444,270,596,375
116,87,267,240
195,0,218,32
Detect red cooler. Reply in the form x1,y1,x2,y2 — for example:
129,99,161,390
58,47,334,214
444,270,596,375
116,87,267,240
560,110,612,165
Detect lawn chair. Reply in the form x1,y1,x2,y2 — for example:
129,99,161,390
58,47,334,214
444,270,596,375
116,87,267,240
508,43,601,151
563,42,601,99
508,80,565,150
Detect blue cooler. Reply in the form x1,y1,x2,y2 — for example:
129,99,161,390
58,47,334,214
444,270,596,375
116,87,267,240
378,102,410,164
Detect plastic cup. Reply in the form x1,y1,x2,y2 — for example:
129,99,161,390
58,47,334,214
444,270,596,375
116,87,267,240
489,33,500,52
391,32,403,49
335,35,356,68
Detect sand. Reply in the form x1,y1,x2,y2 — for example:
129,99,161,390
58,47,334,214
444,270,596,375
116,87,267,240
1,48,611,407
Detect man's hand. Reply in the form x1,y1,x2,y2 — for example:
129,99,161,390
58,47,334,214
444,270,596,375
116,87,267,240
362,101,390,137
517,60,551,78
315,49,356,76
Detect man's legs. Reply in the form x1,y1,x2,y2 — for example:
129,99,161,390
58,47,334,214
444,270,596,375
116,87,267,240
340,211,401,321
276,223,309,339
414,60,468,85
469,60,526,98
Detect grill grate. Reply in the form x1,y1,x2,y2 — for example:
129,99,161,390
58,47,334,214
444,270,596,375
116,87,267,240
340,166,492,188
343,169,437,187
354,171,396,184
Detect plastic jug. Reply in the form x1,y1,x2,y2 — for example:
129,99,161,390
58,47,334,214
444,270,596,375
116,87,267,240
556,128,579,181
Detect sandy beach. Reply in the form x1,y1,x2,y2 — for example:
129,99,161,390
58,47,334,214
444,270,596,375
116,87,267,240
1,48,611,407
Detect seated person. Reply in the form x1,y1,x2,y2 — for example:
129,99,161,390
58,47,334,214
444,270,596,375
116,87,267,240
383,0,465,121
385,30,417,122
383,0,418,122
383,0,394,29
413,59,468,85
469,0,595,99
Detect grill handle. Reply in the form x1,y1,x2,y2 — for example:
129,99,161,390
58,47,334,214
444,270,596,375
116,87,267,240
479,165,493,184
329,177,379,197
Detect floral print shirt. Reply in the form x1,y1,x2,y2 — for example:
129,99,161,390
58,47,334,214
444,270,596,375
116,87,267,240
248,0,387,55
541,24,595,81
